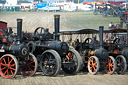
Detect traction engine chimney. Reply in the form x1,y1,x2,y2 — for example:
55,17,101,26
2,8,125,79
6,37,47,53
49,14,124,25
54,15,60,41
17,18,22,44
99,26,103,48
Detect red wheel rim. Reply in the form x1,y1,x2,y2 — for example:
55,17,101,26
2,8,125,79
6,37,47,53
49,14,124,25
105,57,114,74
88,57,97,73
0,55,16,78
19,54,36,76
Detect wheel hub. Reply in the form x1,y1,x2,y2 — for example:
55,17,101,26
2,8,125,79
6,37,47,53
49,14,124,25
92,64,96,68
5,64,11,68
5,65,8,68
109,63,113,67
117,63,121,66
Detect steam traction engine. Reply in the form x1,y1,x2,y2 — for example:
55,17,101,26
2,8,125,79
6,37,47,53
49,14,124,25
0,19,38,78
92,27,116,75
83,27,116,75
104,12,128,74
60,27,117,75
27,15,83,76
118,12,128,74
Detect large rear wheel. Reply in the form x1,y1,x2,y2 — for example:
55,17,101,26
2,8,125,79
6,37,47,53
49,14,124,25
19,53,38,76
0,54,19,78
105,56,116,75
116,55,127,75
62,48,83,74
40,50,61,76
88,56,100,75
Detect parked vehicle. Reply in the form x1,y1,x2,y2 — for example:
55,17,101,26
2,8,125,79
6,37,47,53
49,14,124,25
0,19,38,78
22,15,83,76
44,5,60,12
104,29,127,74
93,3,126,17
61,27,117,75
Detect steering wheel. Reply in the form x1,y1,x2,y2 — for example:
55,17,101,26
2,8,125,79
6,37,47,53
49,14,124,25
83,38,92,44
34,27,53,40
34,27,45,36
113,38,125,49
34,27,46,40
113,38,120,45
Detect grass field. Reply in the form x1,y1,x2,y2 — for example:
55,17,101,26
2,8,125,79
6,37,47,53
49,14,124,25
0,12,128,85
0,11,120,32
64,12,120,29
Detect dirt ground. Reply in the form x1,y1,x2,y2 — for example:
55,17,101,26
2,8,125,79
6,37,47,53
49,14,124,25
0,71,128,85
0,12,128,85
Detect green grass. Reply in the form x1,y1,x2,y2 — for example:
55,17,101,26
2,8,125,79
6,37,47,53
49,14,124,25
64,12,120,29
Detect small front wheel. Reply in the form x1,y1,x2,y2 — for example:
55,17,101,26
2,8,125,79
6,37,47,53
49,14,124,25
105,56,116,75
116,55,127,75
88,56,100,75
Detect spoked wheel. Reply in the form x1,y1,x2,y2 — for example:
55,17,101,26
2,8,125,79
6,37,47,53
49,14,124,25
116,55,127,75
105,56,116,75
19,53,38,76
62,48,83,74
0,54,19,78
40,50,61,76
88,56,100,75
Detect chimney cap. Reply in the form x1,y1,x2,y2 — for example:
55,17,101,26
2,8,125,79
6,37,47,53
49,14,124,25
54,15,60,18
17,18,23,22
99,26,104,29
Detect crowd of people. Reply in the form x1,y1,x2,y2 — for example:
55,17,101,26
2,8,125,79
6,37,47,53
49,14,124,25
109,22,121,29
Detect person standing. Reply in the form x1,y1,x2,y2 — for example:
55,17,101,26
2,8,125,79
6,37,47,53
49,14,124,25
109,22,113,28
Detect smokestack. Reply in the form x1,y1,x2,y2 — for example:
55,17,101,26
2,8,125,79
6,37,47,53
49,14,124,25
17,18,22,44
54,15,60,41
99,26,104,48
